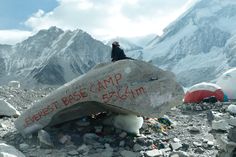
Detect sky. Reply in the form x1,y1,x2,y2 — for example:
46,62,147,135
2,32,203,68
0,0,198,45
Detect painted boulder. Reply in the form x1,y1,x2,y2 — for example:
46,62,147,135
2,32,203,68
15,60,184,136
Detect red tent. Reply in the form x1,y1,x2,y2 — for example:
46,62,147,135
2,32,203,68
184,82,225,103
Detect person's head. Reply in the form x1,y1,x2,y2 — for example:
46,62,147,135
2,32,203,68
112,41,120,47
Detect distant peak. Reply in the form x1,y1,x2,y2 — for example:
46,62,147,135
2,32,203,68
48,26,63,33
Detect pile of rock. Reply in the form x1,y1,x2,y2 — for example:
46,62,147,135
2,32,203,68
0,84,55,157
180,101,228,112
1,109,217,157
1,110,180,157
0,85,222,157
214,104,236,157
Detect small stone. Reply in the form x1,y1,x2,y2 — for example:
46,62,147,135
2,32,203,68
94,126,103,133
146,139,154,146
193,142,202,147
145,149,163,157
19,143,29,151
0,123,7,129
162,147,171,153
169,151,189,157
202,142,208,149
133,143,142,152
173,138,181,143
202,139,208,143
170,142,182,150
120,150,139,157
181,143,189,151
68,150,79,156
77,144,89,155
136,136,146,145
83,133,99,145
102,147,114,157
90,150,113,157
58,134,71,144
207,141,214,147
195,106,202,111
194,147,204,154
65,144,77,150
104,143,110,149
44,149,52,154
157,142,165,149
119,132,127,138
37,130,53,148
189,127,200,134
119,141,125,147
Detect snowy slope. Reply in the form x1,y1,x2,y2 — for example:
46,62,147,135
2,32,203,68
126,34,158,48
105,37,142,51
143,0,236,87
105,35,157,60
0,27,111,86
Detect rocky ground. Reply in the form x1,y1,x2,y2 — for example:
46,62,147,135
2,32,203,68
0,85,235,157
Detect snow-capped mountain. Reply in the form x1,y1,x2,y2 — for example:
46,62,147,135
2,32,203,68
106,35,157,60
0,27,111,86
126,34,158,48
106,37,142,51
143,0,236,87
105,37,144,60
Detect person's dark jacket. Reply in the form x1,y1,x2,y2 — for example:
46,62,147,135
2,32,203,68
111,47,127,62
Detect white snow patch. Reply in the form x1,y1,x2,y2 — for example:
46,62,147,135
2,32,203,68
113,114,143,135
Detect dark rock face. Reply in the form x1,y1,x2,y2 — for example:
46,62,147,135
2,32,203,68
31,57,66,85
0,57,6,77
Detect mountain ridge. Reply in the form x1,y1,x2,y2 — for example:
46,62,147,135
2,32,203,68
0,27,111,87
143,0,236,86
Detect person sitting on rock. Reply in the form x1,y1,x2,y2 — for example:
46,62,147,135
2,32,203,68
111,41,132,62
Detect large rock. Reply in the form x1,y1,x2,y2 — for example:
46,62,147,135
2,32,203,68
0,99,20,117
226,104,236,114
15,60,184,136
0,143,25,157
228,127,236,143
217,135,236,157
8,80,21,89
